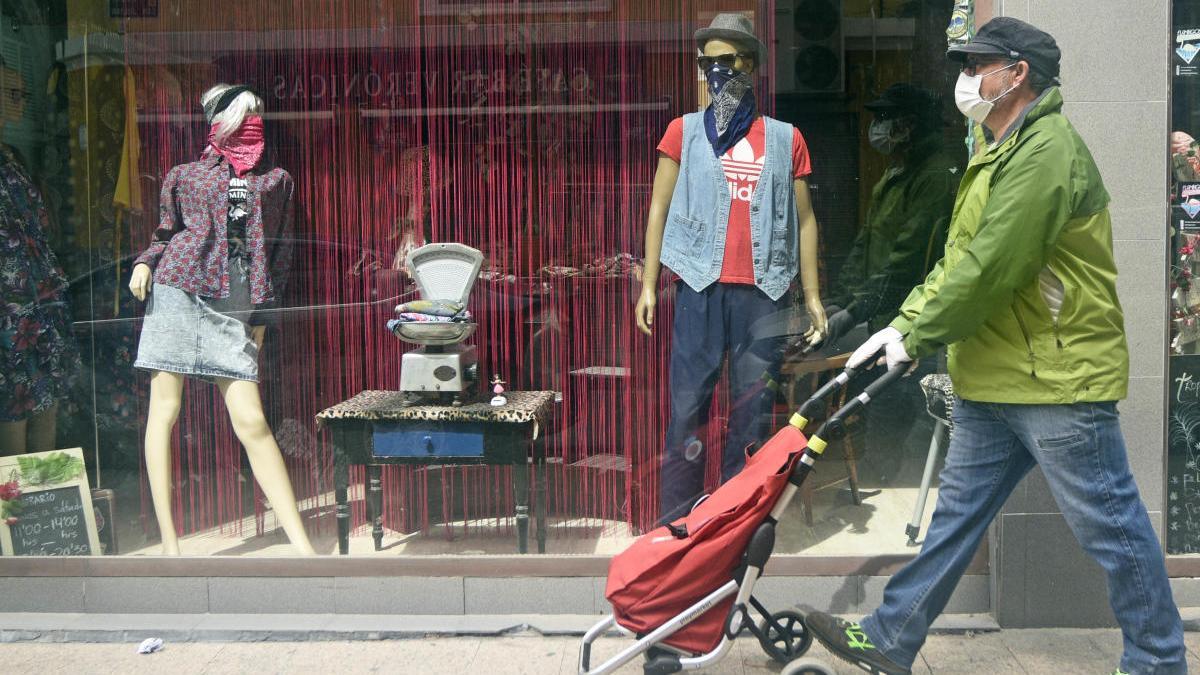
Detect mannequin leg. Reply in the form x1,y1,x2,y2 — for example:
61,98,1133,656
659,283,727,524
26,403,59,453
216,377,316,555
145,371,186,555
723,287,788,481
0,420,27,456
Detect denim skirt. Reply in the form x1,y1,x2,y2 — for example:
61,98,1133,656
134,259,259,382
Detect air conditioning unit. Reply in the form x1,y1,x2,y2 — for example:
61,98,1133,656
776,0,844,95
0,26,42,151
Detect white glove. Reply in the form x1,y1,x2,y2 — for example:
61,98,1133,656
847,327,913,372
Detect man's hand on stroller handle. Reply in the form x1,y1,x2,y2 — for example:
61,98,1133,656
847,326,914,373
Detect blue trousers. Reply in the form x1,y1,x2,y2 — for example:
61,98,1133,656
658,282,789,523
860,399,1186,674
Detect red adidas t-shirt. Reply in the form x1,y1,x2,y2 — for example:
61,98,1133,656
657,117,813,284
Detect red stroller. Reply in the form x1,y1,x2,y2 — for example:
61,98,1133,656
578,362,907,675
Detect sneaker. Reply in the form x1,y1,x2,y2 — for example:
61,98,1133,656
804,611,911,675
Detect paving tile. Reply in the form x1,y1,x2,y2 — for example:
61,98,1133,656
386,638,483,674
102,642,226,675
567,636,745,674
918,632,1024,674
1185,629,1200,660
200,642,299,675
274,641,428,673
466,635,568,674
999,628,1122,674
0,642,225,675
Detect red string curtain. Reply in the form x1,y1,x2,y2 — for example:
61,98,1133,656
126,0,774,543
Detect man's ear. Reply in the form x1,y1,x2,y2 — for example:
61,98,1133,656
1015,60,1031,87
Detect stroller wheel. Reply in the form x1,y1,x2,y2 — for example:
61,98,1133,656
781,656,837,675
757,610,813,664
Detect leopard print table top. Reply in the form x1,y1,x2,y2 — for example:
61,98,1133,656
316,390,556,426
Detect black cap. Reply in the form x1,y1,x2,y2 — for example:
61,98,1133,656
866,83,938,117
947,17,1061,84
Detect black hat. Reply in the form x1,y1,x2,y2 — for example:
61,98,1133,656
695,13,767,66
947,17,1061,84
866,82,938,117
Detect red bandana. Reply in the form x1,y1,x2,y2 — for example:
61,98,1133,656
208,116,265,177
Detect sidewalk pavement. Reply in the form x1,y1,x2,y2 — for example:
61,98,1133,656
2,624,1200,674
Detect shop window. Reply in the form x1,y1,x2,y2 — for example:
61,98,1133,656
0,0,966,559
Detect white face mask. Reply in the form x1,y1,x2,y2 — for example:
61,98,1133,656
868,119,909,155
954,61,1019,124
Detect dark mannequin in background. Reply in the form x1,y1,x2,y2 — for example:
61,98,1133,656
0,57,80,456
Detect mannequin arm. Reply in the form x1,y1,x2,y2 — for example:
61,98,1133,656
249,174,297,328
794,178,826,336
635,154,680,336
132,166,183,274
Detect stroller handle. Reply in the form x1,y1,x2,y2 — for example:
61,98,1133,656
809,363,908,444
789,347,884,430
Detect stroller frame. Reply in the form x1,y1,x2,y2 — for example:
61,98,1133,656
579,361,908,675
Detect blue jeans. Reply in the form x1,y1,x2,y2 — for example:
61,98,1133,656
658,282,789,523
860,399,1185,675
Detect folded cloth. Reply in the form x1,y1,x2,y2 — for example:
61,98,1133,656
386,315,472,337
389,310,473,325
395,300,465,317
397,312,455,323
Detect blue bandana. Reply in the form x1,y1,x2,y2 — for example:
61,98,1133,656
703,64,756,157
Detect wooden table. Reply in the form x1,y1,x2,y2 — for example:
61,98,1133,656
316,390,556,555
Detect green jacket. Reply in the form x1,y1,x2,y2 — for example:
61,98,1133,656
890,87,1128,403
831,134,957,332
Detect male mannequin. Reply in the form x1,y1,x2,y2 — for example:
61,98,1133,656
129,84,314,555
638,14,826,523
0,57,79,456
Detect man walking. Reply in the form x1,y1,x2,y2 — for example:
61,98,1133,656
804,18,1186,675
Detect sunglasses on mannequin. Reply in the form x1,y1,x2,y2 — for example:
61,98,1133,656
695,52,753,71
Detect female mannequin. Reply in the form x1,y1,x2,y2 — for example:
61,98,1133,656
0,57,80,456
129,84,315,555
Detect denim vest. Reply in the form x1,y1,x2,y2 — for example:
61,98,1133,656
659,112,799,301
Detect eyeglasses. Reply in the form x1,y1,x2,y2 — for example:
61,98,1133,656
696,52,753,71
3,88,28,105
960,58,1016,77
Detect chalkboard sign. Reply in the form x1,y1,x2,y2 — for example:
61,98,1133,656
7,487,92,556
1168,355,1200,553
0,448,101,557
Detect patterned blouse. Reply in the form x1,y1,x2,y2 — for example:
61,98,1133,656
0,146,80,421
133,153,295,323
